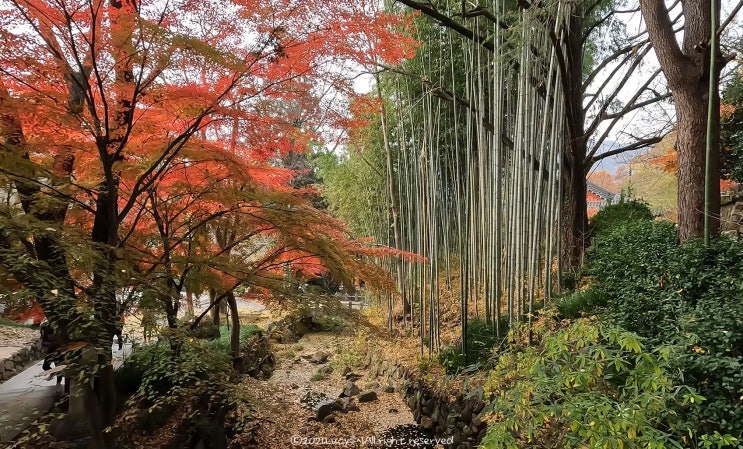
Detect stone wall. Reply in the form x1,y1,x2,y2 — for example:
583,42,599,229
721,193,743,237
265,311,313,344
0,340,45,382
364,353,488,449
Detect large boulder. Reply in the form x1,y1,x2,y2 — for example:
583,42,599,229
357,391,377,403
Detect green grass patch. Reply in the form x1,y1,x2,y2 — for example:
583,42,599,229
0,319,35,328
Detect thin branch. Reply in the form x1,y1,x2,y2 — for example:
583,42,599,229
587,135,666,167
395,0,494,52
718,0,743,38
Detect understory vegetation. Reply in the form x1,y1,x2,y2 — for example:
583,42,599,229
431,201,743,448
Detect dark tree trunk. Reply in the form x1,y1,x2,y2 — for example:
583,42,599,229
561,143,589,272
640,0,722,241
226,292,241,363
211,289,220,326
675,86,721,240
559,10,589,273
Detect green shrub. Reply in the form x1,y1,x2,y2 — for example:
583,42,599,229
589,198,654,236
481,319,737,449
586,225,743,439
586,220,678,337
665,239,743,438
559,271,577,291
117,338,232,402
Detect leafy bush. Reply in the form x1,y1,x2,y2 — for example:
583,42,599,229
559,271,577,291
586,224,743,439
589,198,654,236
330,332,369,372
116,338,232,402
481,319,737,449
586,219,678,336
439,317,509,374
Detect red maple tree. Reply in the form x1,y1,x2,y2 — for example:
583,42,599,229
0,0,416,444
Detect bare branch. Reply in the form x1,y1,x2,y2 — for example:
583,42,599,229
718,0,743,38
587,135,667,167
394,0,494,52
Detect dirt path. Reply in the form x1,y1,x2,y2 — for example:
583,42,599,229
238,332,433,449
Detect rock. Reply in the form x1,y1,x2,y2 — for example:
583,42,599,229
290,383,299,389
461,403,473,422
341,366,352,376
316,400,343,421
362,381,380,390
4,360,15,371
420,416,434,430
341,397,360,412
388,408,398,414
344,371,361,381
299,427,308,435
358,391,377,402
340,380,360,397
322,414,336,424
311,351,329,364
382,385,395,393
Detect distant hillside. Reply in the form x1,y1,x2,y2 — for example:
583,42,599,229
589,140,649,175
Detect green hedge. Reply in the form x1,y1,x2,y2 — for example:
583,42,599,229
589,199,654,237
586,222,743,440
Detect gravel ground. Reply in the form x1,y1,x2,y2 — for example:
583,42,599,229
0,325,38,350
241,332,424,449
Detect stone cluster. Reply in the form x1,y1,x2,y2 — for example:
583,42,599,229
0,340,45,382
364,353,488,449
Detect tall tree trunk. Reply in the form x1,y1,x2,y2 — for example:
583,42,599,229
211,289,220,326
676,88,721,239
561,140,589,273
640,0,723,240
186,290,194,315
226,292,241,366
560,11,589,273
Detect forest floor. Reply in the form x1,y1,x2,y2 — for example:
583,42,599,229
236,332,433,449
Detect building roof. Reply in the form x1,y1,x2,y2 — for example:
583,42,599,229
586,180,618,202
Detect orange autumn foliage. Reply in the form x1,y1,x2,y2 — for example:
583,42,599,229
0,0,420,320
648,123,737,193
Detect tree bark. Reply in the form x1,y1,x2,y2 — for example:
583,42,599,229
560,10,590,273
640,0,722,240
211,289,220,326
226,291,241,364
676,89,721,239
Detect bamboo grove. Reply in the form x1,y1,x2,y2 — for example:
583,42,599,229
368,0,576,352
